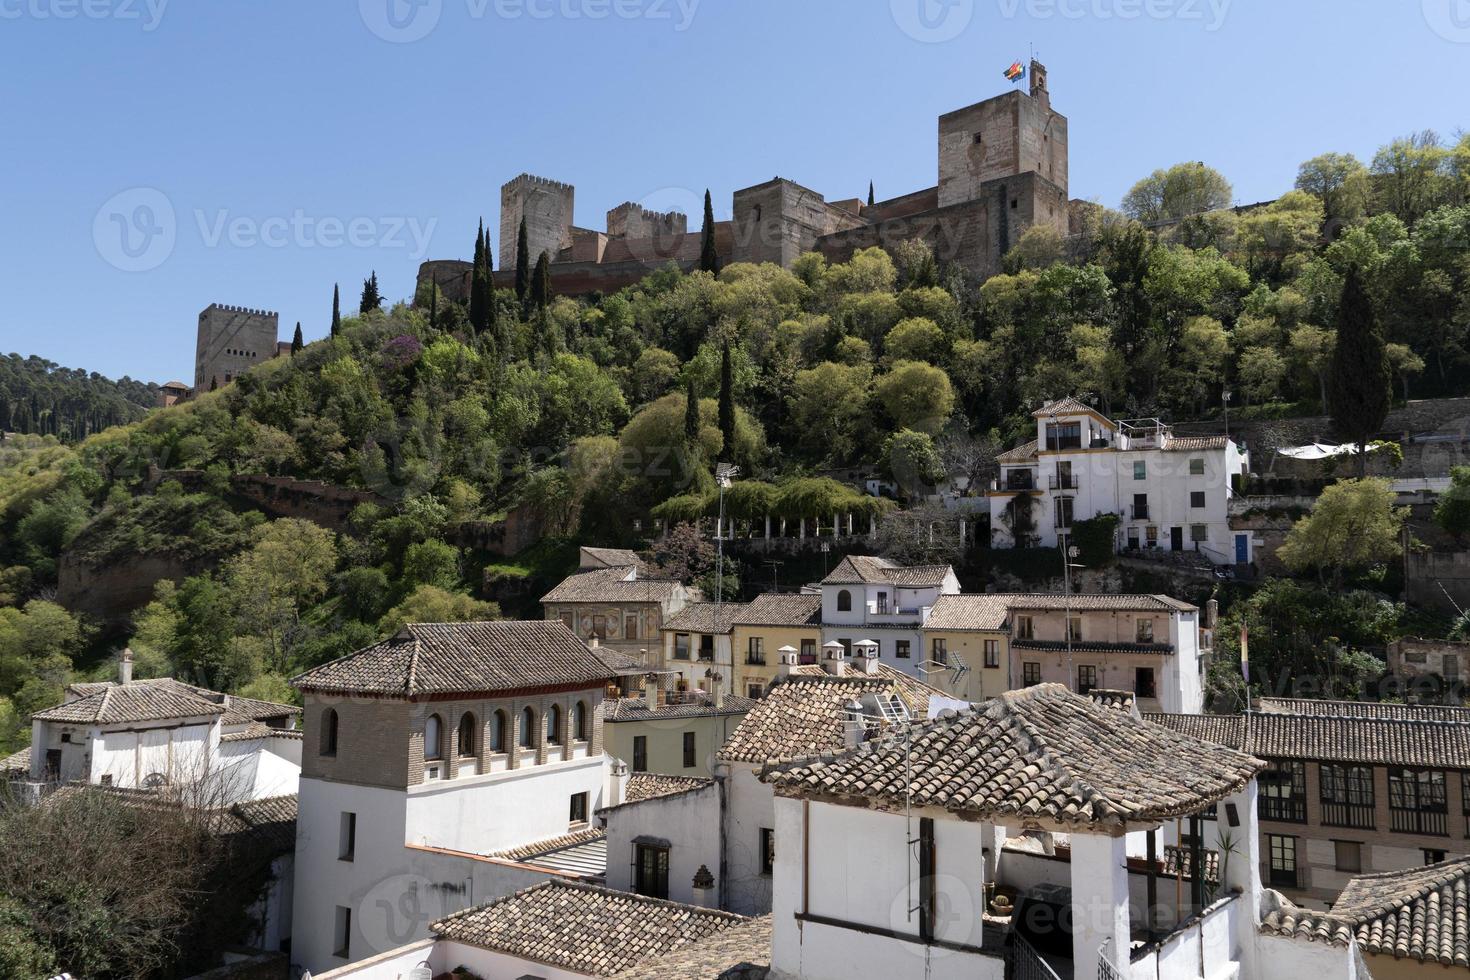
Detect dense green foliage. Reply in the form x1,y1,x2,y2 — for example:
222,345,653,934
0,353,155,441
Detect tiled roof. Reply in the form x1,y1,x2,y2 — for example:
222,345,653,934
219,722,304,743
581,547,645,569
762,684,1264,831
1033,396,1106,419
291,621,615,697
996,439,1039,464
1,747,29,777
593,646,648,676
1263,856,1470,965
606,915,772,980
1013,639,1176,656
663,602,746,635
718,666,943,765
598,773,715,815
925,595,1010,631
999,593,1196,612
1147,708,1470,768
733,593,822,627
1088,689,1138,714
66,678,299,723
1163,435,1230,451
1257,698,1470,723
820,556,953,588
33,683,227,725
490,827,607,863
542,566,680,604
229,794,297,853
603,696,756,722
429,880,751,977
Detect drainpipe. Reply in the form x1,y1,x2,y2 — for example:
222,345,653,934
715,761,730,911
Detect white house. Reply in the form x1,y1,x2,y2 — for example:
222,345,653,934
288,620,623,974
818,556,961,677
989,397,1252,566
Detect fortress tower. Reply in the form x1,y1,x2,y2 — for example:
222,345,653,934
194,304,280,392
499,174,576,269
938,57,1068,207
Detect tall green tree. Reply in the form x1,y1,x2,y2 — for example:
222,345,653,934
290,322,303,356
531,250,552,310
683,376,700,447
1121,161,1233,222
699,189,719,274
718,341,736,459
514,216,531,303
868,181,876,207
1278,478,1406,588
330,284,341,337
359,271,382,315
1329,265,1391,477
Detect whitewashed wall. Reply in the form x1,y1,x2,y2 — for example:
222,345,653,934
603,782,719,905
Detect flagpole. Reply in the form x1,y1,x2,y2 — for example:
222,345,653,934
1240,621,1252,713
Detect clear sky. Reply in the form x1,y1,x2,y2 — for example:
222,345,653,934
1,0,1466,384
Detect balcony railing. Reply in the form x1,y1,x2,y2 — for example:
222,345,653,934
1008,934,1062,980
1321,801,1376,830
745,653,767,666
1391,807,1449,836
1268,866,1303,890
1048,474,1080,490
1260,796,1307,824
1131,504,1150,521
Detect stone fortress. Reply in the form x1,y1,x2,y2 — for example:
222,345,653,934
418,60,1078,301
192,303,285,394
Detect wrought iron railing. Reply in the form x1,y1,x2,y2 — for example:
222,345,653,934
1006,933,1062,980
1320,801,1376,830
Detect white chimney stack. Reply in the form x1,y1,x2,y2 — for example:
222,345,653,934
852,639,880,675
822,641,848,677
118,647,134,685
776,646,800,680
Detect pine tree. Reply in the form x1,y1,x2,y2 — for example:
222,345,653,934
1330,264,1392,478
699,189,719,274
514,216,531,304
531,251,552,310
684,376,700,446
360,271,383,315
331,284,341,338
291,322,303,356
718,341,736,461
868,181,875,207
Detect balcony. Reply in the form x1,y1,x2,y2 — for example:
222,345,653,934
1130,504,1150,521
1321,801,1376,830
1047,474,1080,491
1391,807,1449,836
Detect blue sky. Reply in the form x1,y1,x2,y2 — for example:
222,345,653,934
1,0,1467,384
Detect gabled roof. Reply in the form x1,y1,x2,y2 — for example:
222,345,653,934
1033,396,1108,421
996,439,1039,465
925,595,1011,632
662,602,746,635
542,566,681,604
1262,856,1470,966
599,773,715,815
65,678,299,725
998,593,1196,613
1162,434,1231,452
605,916,773,980
1,747,30,777
291,621,615,697
821,555,953,588
580,546,645,570
718,665,943,765
761,684,1264,831
33,683,227,725
733,593,823,627
429,880,751,978
603,695,756,722
1258,698,1470,723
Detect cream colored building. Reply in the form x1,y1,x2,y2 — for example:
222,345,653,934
659,601,745,699
729,593,823,699
541,547,691,666
601,689,754,779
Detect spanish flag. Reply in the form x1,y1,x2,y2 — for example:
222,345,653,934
1004,61,1026,82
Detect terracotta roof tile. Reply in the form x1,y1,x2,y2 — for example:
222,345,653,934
1257,698,1470,723
996,439,1039,464
604,696,756,722
1033,396,1105,419
33,684,226,725
820,556,953,588
543,567,680,604
1,747,29,776
663,602,747,635
733,593,822,627
490,827,607,863
65,678,299,723
599,773,716,815
762,684,1264,831
429,880,751,977
925,595,1010,631
1163,435,1230,451
291,620,615,697
605,915,772,980
1147,706,1470,767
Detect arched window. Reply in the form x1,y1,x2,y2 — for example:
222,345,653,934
573,702,589,742
520,707,536,749
424,714,443,761
321,708,339,757
457,713,476,758
491,710,507,753
837,589,852,612
547,704,563,745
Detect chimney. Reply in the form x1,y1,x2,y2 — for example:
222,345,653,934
118,648,134,685
1205,599,1219,629
608,761,629,808
643,674,660,712
822,641,849,677
692,865,717,908
708,672,725,710
843,699,866,749
776,645,800,680
852,639,880,675
588,634,601,650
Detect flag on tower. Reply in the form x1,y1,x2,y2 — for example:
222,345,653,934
1003,61,1026,82
1239,622,1250,684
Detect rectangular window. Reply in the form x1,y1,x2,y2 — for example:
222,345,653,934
1023,662,1042,685
1425,849,1448,865
984,639,1000,668
1190,458,1206,476
1136,619,1155,643
1133,460,1146,480
1076,665,1097,694
570,792,589,824
1145,526,1159,546
699,634,715,661
1190,491,1207,509
1321,764,1376,829
1191,524,1209,543
747,637,766,665
1067,616,1082,642
760,828,775,876
632,735,648,773
799,638,817,664
1055,496,1075,530
876,591,889,615
1046,422,1081,450
635,844,670,899
1016,616,1034,640
1261,760,1309,823
683,732,696,769
339,812,356,862
1132,493,1149,521
674,634,691,660
931,638,948,666
1390,768,1449,835
896,639,911,659
747,683,764,699
1135,667,1157,699
559,612,574,630
1268,835,1298,889
625,614,639,640
592,615,608,638
1334,840,1362,874
333,906,352,959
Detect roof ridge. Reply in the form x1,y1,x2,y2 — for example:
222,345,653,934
404,631,421,697
97,686,114,722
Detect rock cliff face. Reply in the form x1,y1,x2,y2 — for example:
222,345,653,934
57,551,207,630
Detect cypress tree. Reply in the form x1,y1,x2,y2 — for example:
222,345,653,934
1329,264,1392,478
514,216,531,304
470,220,488,334
360,271,382,314
868,181,875,207
531,251,552,310
699,189,719,274
484,227,498,337
0,397,10,433
291,322,303,355
684,376,700,446
209,377,218,393
718,341,736,460
331,284,341,338
429,286,438,332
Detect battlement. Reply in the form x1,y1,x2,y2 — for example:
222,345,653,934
606,201,688,239
202,303,278,319
502,172,576,194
